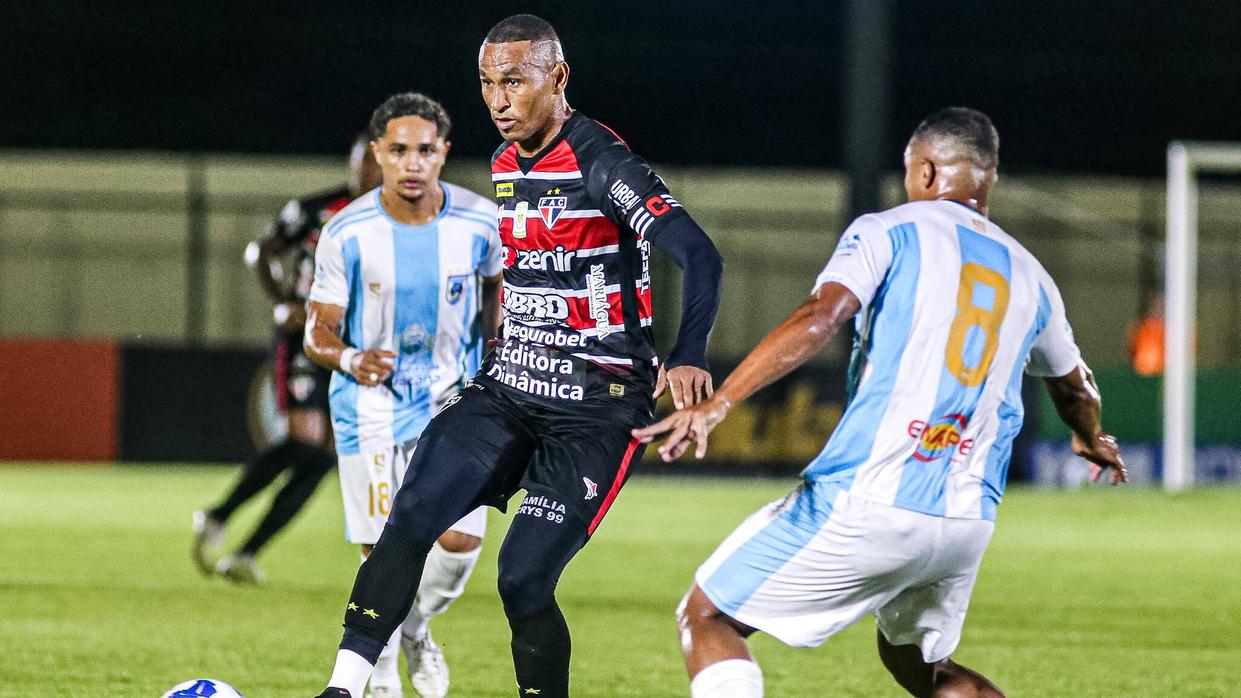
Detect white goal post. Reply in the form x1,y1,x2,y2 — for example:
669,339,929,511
1164,142,1241,491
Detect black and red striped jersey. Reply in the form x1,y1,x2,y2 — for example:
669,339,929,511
268,186,352,305
480,112,687,407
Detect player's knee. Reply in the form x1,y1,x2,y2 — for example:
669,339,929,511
496,551,556,617
678,584,720,630
437,531,482,553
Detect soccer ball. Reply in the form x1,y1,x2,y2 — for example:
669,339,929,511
161,679,245,697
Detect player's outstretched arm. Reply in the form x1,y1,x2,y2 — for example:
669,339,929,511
633,282,861,461
1043,362,1128,485
304,301,395,388
648,215,724,408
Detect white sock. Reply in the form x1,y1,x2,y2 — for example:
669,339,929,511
327,649,375,698
402,542,482,640
690,659,764,698
369,628,401,688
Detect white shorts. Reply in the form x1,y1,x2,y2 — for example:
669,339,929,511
338,441,488,545
696,480,993,663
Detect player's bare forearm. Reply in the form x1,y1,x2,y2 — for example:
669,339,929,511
1044,362,1128,484
304,301,397,387
304,301,348,370
481,273,504,342
1043,362,1102,444
634,283,860,461
713,283,861,408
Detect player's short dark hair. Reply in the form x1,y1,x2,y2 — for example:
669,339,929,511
484,14,560,45
368,92,452,142
911,107,1000,170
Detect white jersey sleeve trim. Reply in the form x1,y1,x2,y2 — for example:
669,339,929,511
812,214,893,309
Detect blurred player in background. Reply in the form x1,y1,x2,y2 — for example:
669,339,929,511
315,14,724,698
305,92,504,698
192,135,381,585
637,108,1128,698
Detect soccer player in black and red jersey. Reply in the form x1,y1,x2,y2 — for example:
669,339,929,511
314,14,724,698
193,135,381,584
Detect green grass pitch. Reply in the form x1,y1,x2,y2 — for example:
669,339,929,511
1,463,1239,697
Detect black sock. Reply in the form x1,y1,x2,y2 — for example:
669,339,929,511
210,439,308,521
340,524,433,663
239,447,334,555
509,602,571,698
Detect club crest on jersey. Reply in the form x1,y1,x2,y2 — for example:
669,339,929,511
582,477,598,500
538,196,567,229
446,273,468,304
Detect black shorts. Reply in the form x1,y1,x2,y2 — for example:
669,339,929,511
273,329,331,412
400,379,654,537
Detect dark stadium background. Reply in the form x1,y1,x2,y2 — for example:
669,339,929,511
4,1,1240,175
2,2,1240,475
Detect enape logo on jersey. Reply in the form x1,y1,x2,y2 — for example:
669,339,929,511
504,290,570,320
609,179,641,212
586,264,612,338
538,196,567,229
496,182,514,198
582,477,598,500
907,414,975,462
515,245,576,272
445,274,468,304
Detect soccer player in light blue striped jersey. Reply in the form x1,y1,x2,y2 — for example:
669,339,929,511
636,108,1127,698
305,93,504,698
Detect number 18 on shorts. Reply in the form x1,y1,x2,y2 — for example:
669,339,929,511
338,446,410,546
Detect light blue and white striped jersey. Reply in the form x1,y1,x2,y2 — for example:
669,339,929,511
806,200,1080,520
309,183,503,457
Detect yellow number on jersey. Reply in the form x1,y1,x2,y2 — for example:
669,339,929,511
945,262,1010,386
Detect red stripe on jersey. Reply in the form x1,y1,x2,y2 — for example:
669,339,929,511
500,217,619,251
493,143,519,173
530,140,579,174
636,286,652,318
588,437,641,535
562,292,627,329
593,120,628,148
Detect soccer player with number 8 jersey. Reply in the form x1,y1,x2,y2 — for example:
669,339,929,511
636,107,1128,698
